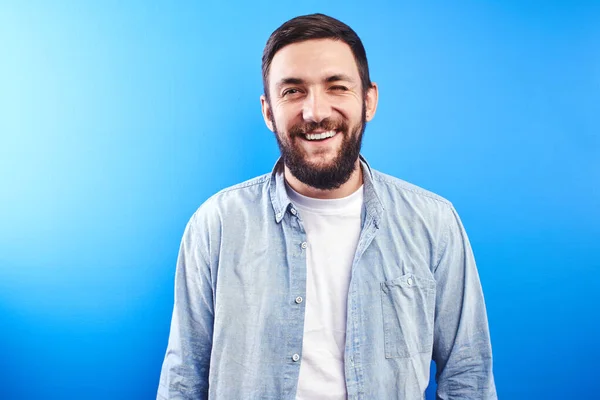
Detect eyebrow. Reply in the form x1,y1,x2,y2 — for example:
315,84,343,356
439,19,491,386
275,74,356,90
276,77,305,89
324,74,355,83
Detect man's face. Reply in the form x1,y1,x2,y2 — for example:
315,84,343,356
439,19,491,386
261,39,377,190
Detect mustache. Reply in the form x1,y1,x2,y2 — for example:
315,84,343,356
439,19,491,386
288,118,349,137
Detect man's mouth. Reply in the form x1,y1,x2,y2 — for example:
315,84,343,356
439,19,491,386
303,130,338,141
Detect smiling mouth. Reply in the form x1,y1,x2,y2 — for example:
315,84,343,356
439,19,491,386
303,130,338,141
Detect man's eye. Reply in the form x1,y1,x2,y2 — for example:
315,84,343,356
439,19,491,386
282,88,300,96
330,85,349,92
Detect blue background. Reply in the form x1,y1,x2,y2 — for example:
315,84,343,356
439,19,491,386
1,1,599,399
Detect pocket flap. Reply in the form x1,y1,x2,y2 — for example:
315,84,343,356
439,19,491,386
381,273,435,292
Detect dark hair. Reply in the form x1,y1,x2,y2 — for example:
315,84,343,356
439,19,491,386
262,13,372,101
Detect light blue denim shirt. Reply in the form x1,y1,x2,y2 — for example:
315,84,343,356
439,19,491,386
157,156,497,400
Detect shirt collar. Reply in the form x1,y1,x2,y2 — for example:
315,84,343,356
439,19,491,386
268,155,384,227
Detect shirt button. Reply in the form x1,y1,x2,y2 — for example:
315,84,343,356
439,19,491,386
301,242,307,249
276,212,282,219
290,208,297,215
407,278,413,286
295,296,303,304
292,353,300,362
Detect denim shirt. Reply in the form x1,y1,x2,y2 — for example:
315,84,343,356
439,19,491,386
157,156,497,400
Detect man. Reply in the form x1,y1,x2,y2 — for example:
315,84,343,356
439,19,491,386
158,13,496,400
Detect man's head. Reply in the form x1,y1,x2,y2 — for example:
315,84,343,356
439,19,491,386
260,14,378,191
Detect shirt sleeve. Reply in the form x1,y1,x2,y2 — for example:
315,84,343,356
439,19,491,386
157,215,214,400
432,205,497,399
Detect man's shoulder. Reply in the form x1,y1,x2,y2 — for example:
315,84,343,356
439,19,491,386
370,168,452,208
190,172,273,224
212,172,272,197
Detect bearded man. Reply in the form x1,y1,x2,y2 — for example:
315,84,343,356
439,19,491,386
158,13,497,400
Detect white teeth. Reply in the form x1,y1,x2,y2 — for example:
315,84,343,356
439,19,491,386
305,130,336,141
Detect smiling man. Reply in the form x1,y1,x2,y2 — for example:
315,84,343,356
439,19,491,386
158,13,496,400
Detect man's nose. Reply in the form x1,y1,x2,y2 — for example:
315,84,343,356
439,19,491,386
302,90,332,123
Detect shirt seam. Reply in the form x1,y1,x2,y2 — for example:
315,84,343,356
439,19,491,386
188,216,211,267
433,204,453,272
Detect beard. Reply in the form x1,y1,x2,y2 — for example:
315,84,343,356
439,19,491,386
271,104,367,191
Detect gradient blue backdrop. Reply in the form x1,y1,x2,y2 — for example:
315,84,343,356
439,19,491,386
1,1,599,399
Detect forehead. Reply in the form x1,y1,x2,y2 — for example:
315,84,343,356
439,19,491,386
269,39,360,84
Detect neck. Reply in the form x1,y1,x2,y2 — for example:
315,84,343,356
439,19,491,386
284,159,363,199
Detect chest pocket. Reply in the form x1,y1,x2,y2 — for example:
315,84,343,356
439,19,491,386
381,272,436,358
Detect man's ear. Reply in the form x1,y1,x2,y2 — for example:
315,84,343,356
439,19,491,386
260,94,275,132
364,82,379,122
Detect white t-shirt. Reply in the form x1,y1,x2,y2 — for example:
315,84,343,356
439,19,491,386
286,184,364,400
